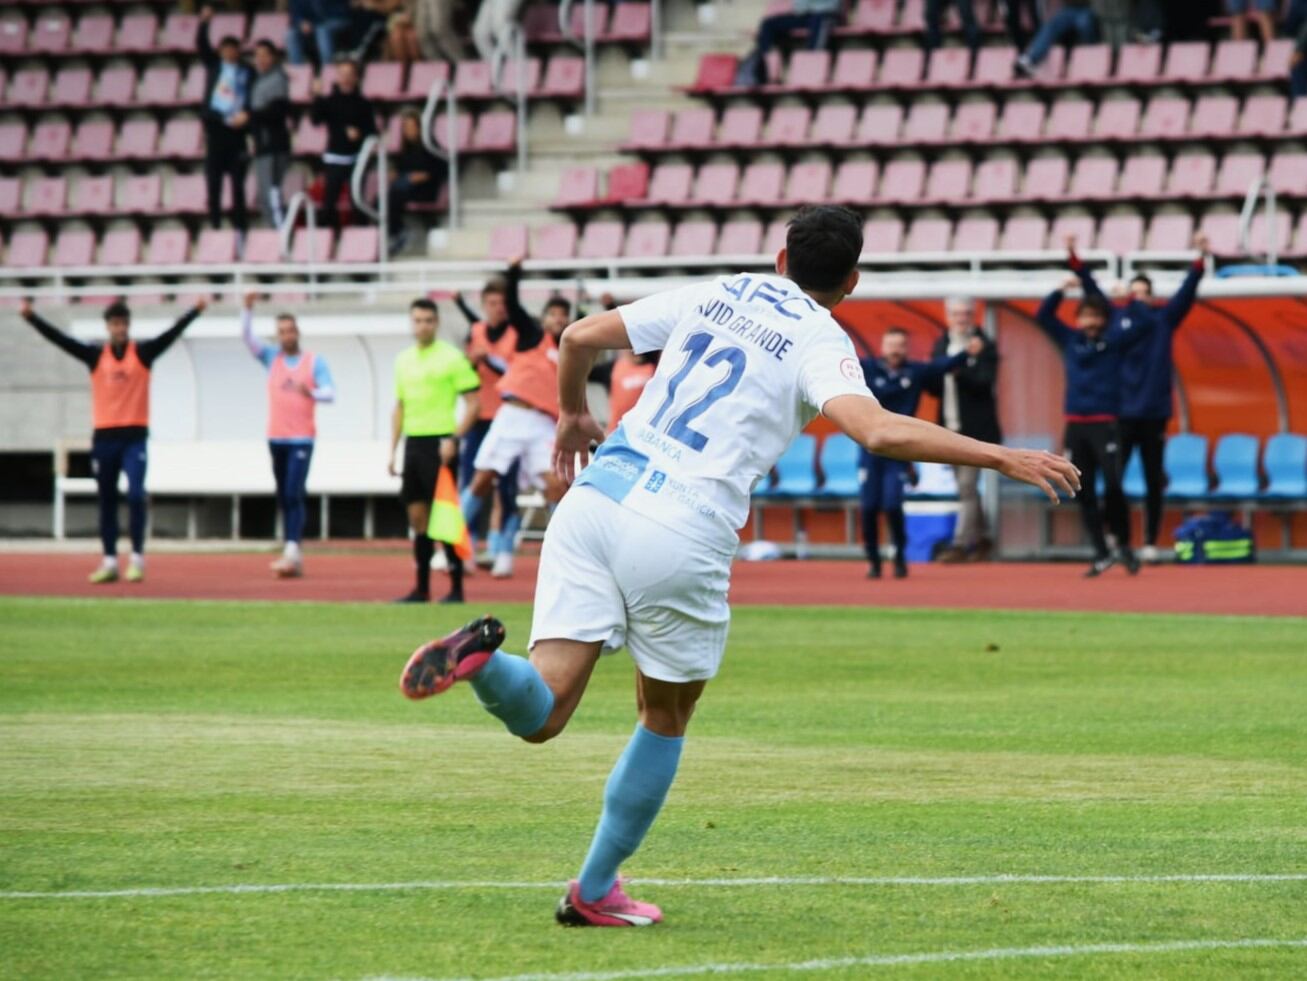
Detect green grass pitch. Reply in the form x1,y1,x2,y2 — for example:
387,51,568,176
1,596,1305,979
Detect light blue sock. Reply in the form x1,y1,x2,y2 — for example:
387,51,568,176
487,528,504,555
468,651,554,738
460,487,484,531
497,512,522,556
577,725,683,902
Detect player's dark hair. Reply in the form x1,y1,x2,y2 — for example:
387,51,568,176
104,302,131,322
1131,273,1154,293
276,312,297,326
255,39,279,58
543,296,571,317
1077,295,1112,319
482,277,508,298
410,298,439,315
219,35,241,49
785,206,863,293
884,327,908,339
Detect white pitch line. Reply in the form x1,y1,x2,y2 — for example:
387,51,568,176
366,937,1307,981
1,873,1305,901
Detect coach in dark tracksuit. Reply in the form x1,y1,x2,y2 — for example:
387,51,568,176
309,60,377,231
859,328,966,579
1068,236,1209,560
1035,278,1158,577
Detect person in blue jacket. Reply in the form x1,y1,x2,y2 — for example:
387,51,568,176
1035,270,1159,577
1066,233,1210,563
859,328,967,579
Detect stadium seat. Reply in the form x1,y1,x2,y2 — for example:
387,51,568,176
71,175,113,216
180,64,208,104
1161,41,1209,82
0,16,27,55
158,13,199,52
532,223,578,261
862,217,905,254
1023,157,1069,200
1140,96,1189,139
472,111,516,153
1144,213,1194,252
1189,95,1238,139
99,67,138,108
165,173,208,216
242,228,283,264
1211,39,1258,82
830,48,878,89
337,227,379,263
577,220,624,259
997,100,1045,142
1047,100,1093,142
819,434,861,496
857,103,904,144
880,47,924,88
50,67,93,108
291,228,335,264
1289,98,1307,136
1093,98,1141,140
1097,215,1144,255
6,230,50,269
1066,156,1118,200
603,162,649,204
1163,433,1209,498
645,164,693,205
1215,153,1264,198
1199,212,1242,257
30,13,71,54
116,13,158,53
1262,434,1307,498
669,107,714,149
0,178,18,216
973,45,1016,85
554,167,599,208
607,2,652,41
785,50,830,90
1212,434,1261,497
1257,38,1295,80
1238,95,1287,137
1114,43,1162,83
739,161,785,206
193,228,238,265
718,219,763,254
6,67,49,107
765,434,818,496
951,101,996,142
293,114,327,157
29,119,70,162
832,160,879,204
540,57,584,100
140,65,182,106
1050,214,1097,250
1267,152,1307,196
488,223,527,262
406,61,450,100
160,117,203,159
670,221,717,257
362,62,405,101
1117,154,1166,199
765,105,811,146
875,159,925,203
624,222,670,259
689,53,738,93
927,47,971,87
1247,212,1292,258
1167,154,1216,198
719,106,763,148
783,161,831,204
1066,44,1112,84
812,103,857,145
26,176,68,217
624,108,669,150
146,228,191,265
0,120,25,163
954,216,999,252
249,12,288,47
903,102,949,144
1000,215,1047,251
924,158,971,203
121,174,162,215
970,158,1019,203
52,228,96,268
905,217,952,253
691,162,740,206
72,13,114,53
116,118,159,160
98,228,142,267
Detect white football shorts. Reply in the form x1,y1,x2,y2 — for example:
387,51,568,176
473,402,556,481
529,485,732,683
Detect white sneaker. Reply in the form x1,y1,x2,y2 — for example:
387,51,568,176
430,548,448,572
1139,545,1161,565
491,552,514,579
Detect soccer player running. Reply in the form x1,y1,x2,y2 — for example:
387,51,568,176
390,299,481,603
1065,233,1210,563
20,298,206,583
242,293,336,578
859,328,968,579
398,207,1079,927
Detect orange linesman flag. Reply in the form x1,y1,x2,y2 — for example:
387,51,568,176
428,465,473,561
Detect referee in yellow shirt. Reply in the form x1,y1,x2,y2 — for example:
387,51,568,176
390,298,481,603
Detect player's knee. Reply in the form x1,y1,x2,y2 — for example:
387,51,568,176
520,718,565,744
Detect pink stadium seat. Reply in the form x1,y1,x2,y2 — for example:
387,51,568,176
165,173,207,216
1117,155,1166,199
831,160,879,203
98,67,138,108
875,159,925,203
924,159,971,203
718,220,763,255
1161,41,1209,82
1189,95,1238,139
1215,153,1264,198
1114,43,1161,83
973,46,1016,85
1047,100,1093,142
555,167,599,208
669,221,716,257
292,228,335,264
953,217,998,252
533,223,579,261
26,176,68,217
690,54,738,93
541,57,584,99
1093,98,1140,140
488,224,528,262
951,101,995,142
1025,45,1066,82
146,228,190,265
116,13,158,53
160,117,203,159
577,221,623,259
337,226,379,263
249,12,288,47
624,223,670,259
646,163,693,205
50,67,93,108
362,62,405,101
879,48,924,87
1145,213,1194,252
158,13,197,52
812,104,857,145
293,114,327,156
180,63,208,104
53,229,96,268
830,48,878,90
1258,38,1295,80
604,162,649,204
455,60,495,99
1050,215,1096,251
784,161,831,204
1248,212,1292,257
607,2,651,41
7,230,50,269
786,50,830,90
1199,212,1241,256
898,0,927,34
0,16,28,55
209,13,248,44
926,47,971,87
1167,154,1216,198
242,228,282,263
30,14,71,53
862,218,905,254
848,0,897,33
1211,40,1257,82
1291,213,1307,258
903,102,949,144
72,119,114,162
1267,152,1307,196
718,106,763,147
765,105,811,146
1140,97,1189,139
1238,95,1287,137
1097,215,1144,255
905,218,952,254
669,107,714,148
857,103,903,144
1067,156,1118,200
969,158,1018,202
473,111,516,152
73,14,114,54
997,101,1045,142
624,108,669,149
286,64,314,104
99,228,142,268
1065,44,1112,84
140,65,181,106
194,228,238,264
72,175,113,215
29,119,70,161
6,67,49,108
1290,98,1307,135
121,174,162,214
1023,157,1068,200
693,162,742,205
406,61,450,100
1000,215,1047,251
0,178,19,216
116,118,158,160
0,120,25,163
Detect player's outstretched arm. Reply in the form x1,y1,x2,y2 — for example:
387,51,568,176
824,395,1080,504
17,299,101,368
553,309,630,483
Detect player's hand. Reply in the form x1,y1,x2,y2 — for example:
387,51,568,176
243,291,257,310
966,334,984,357
1061,275,1080,293
507,255,524,270
19,298,32,318
194,298,208,312
346,126,361,142
998,449,1080,505
1193,231,1210,255
1064,233,1077,252
553,410,604,485
387,456,399,477
297,382,315,398
439,439,457,465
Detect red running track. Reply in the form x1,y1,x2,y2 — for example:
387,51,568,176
0,550,1303,616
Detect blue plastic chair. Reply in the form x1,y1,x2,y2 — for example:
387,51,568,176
1263,434,1307,499
1212,434,1260,498
1122,447,1145,498
1163,433,1210,498
818,434,861,497
765,434,818,497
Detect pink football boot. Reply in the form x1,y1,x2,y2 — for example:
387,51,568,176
555,879,663,927
399,615,505,700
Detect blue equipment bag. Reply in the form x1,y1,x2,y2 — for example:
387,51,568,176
1173,512,1256,564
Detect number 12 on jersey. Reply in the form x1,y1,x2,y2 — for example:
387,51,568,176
648,331,747,452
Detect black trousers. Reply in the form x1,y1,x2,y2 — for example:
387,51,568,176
321,162,354,230
925,0,981,51
1120,417,1167,547
1065,420,1130,560
1000,0,1041,50
204,145,249,233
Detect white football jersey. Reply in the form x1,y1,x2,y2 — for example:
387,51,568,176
574,273,877,553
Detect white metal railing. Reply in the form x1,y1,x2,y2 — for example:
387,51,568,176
558,0,597,114
511,25,529,173
420,75,459,230
351,135,389,264
279,191,320,287
1239,176,1280,268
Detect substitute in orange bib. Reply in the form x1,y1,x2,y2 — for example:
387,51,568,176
20,297,205,583
242,293,336,578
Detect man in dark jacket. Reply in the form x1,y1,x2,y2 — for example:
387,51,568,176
309,60,377,230
197,7,253,236
926,296,1001,562
386,109,449,254
248,40,292,228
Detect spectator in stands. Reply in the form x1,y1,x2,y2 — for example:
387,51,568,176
473,0,526,66
925,0,982,55
415,0,469,62
1014,0,1099,77
309,60,378,230
858,330,967,579
198,8,253,240
1292,18,1307,101
925,297,1000,563
20,298,206,585
732,0,842,87
386,109,449,254
287,0,354,66
248,40,292,228
1000,0,1043,50
1290,0,1307,34
1224,0,1277,45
